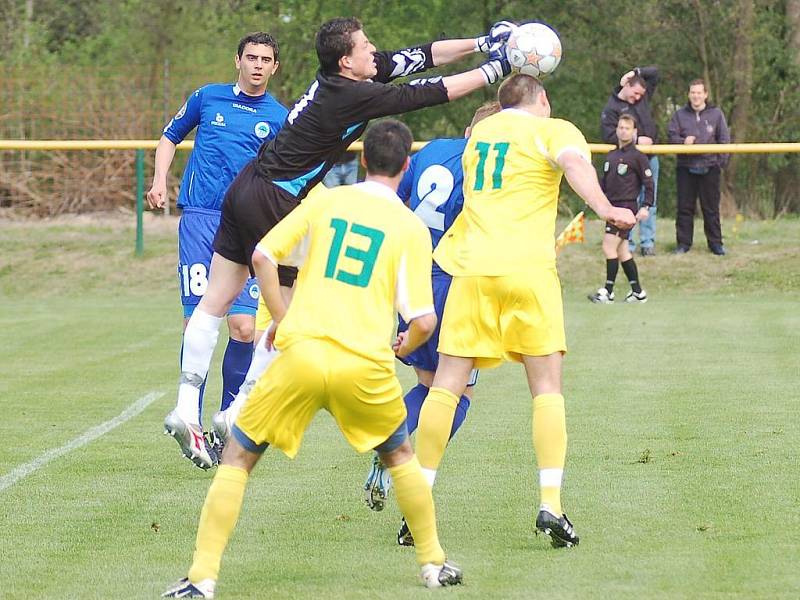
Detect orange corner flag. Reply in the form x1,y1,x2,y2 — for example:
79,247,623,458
555,211,585,254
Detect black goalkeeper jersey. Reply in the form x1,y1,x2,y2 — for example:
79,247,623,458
254,42,450,199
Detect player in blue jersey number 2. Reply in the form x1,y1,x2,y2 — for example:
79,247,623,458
146,33,289,468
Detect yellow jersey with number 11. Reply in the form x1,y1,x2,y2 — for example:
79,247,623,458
434,108,591,276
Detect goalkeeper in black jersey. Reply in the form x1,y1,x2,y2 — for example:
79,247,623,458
164,17,517,472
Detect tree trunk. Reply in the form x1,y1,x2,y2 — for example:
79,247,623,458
721,0,754,217
774,0,800,216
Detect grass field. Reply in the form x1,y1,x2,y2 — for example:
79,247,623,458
1,214,799,599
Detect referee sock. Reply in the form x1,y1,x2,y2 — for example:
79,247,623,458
416,387,459,486
177,309,222,424
403,383,429,435
220,338,253,411
388,456,446,566
621,258,642,294
605,258,619,294
533,393,567,516
188,465,249,583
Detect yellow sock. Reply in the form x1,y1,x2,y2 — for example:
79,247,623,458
532,393,567,515
188,465,249,583
416,387,459,472
388,456,446,566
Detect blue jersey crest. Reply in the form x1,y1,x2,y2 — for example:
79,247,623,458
398,138,468,257
163,83,288,211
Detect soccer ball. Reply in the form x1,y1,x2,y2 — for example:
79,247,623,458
505,22,562,78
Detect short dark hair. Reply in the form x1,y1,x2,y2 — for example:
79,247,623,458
363,120,413,177
238,32,280,61
316,17,362,75
617,114,637,128
689,78,707,91
628,74,647,89
498,74,545,109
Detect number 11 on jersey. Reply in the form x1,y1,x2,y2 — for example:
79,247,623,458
473,141,510,191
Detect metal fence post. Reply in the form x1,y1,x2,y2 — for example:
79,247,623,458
135,148,144,256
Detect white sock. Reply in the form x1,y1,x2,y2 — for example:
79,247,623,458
176,309,222,423
225,336,278,427
421,467,437,487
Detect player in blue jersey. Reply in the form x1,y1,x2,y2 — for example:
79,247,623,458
147,32,289,469
363,102,501,528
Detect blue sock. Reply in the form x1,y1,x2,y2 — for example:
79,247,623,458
221,337,253,411
449,394,471,440
403,383,429,435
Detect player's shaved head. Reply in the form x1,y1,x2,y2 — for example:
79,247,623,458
316,17,363,75
363,120,413,177
470,101,502,129
498,74,545,109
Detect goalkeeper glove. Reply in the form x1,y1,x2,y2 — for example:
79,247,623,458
479,44,511,85
475,20,517,53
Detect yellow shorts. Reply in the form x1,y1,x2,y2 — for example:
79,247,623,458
235,338,406,458
255,295,272,332
438,267,566,369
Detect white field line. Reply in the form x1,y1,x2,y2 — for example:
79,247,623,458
0,390,164,493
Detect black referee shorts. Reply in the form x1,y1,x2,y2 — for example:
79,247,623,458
604,200,638,240
213,160,299,286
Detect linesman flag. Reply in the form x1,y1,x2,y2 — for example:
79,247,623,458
555,211,585,254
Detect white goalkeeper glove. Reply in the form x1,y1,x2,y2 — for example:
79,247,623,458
475,20,517,53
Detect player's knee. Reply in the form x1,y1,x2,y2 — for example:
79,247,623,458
228,315,255,342
378,437,414,468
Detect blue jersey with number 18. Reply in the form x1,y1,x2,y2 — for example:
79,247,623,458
397,138,468,274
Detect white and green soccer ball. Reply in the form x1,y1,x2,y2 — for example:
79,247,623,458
506,22,562,78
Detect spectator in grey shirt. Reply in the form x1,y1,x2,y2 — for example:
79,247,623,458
668,78,730,255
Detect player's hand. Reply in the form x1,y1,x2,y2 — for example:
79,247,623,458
392,331,409,358
684,135,696,145
605,206,637,230
146,180,167,210
476,20,517,53
636,207,650,222
265,320,279,350
479,44,512,85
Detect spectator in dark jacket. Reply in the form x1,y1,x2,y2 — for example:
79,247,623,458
668,78,730,255
600,66,660,256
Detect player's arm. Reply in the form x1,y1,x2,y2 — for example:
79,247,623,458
147,89,203,209
558,151,636,230
393,221,437,358
373,22,513,83
252,200,317,345
147,136,177,209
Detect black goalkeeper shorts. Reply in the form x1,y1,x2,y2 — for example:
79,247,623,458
213,160,299,285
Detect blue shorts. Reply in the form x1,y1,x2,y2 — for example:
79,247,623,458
178,207,260,318
398,268,478,386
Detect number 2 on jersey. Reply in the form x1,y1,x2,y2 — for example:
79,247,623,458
325,218,385,288
473,141,510,191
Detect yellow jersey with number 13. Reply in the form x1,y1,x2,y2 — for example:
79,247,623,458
434,108,591,275
255,181,434,371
